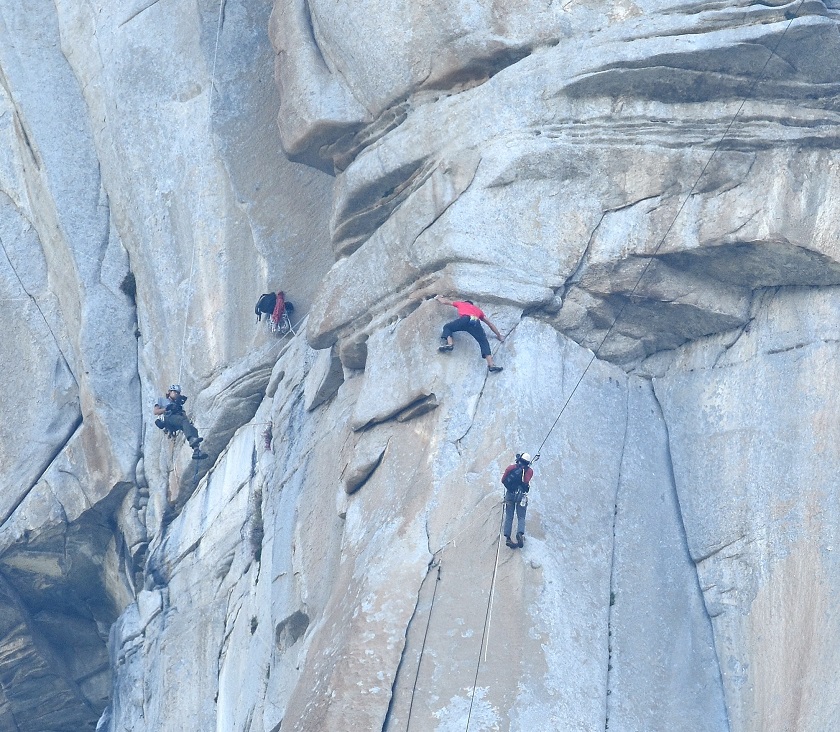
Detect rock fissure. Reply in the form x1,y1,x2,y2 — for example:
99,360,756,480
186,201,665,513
380,556,436,732
0,413,82,527
0,225,75,372
566,212,607,287
604,379,630,731
649,381,732,732
304,0,368,117
118,0,165,28
694,535,754,565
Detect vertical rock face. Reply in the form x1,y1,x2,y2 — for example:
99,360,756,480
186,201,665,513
1,1,839,731
653,288,840,732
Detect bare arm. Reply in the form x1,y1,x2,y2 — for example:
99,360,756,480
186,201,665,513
483,318,504,341
435,295,455,307
153,405,166,416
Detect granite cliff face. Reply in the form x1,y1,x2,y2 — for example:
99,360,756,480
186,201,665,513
1,1,839,731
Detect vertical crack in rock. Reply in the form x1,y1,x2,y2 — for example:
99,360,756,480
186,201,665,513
0,208,75,373
219,0,228,33
710,287,779,369
604,380,629,732
0,414,83,526
2,692,21,732
381,556,437,732
567,212,606,287
406,154,482,260
302,0,365,114
1,78,42,171
649,383,732,732
455,373,490,450
454,315,526,450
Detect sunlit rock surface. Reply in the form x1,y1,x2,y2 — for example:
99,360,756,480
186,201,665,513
1,1,839,730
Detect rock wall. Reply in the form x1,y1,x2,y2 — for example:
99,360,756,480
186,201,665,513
1,1,839,731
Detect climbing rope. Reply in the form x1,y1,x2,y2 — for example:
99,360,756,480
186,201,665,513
0,241,73,368
464,507,505,732
482,507,505,664
531,0,807,458
404,561,442,732
433,499,502,557
456,6,813,725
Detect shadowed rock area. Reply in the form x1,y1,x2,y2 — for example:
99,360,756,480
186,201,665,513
1,1,839,731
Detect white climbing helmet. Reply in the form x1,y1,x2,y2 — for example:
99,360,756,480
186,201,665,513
519,452,532,464
168,384,182,393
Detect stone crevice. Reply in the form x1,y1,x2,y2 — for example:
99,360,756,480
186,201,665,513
303,0,368,116
566,211,606,288
648,381,733,732
380,555,437,732
603,377,629,732
454,317,524,450
0,202,75,373
693,535,754,566
0,414,83,527
118,0,165,28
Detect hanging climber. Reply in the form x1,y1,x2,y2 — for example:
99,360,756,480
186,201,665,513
153,384,207,460
435,295,504,373
502,452,534,548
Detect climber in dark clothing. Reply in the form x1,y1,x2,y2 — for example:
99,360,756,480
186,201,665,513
502,453,534,548
435,295,504,372
154,384,207,460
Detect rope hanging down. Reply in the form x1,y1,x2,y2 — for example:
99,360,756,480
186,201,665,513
464,507,505,732
457,8,809,729
532,1,807,458
404,561,442,732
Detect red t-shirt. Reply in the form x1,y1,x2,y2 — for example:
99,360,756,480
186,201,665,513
453,301,484,319
502,463,533,487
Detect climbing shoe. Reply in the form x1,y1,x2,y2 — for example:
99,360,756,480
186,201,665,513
505,536,517,549
438,344,454,352
516,532,525,548
488,365,503,373
192,450,208,460
155,419,165,430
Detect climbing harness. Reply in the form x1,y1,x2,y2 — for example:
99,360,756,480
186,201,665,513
270,309,296,336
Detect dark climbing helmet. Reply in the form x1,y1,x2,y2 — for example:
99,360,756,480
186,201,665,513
168,384,182,393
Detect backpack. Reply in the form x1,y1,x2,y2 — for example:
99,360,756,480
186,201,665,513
255,293,277,322
502,465,526,494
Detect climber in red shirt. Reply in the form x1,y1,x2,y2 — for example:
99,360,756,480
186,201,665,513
435,295,504,372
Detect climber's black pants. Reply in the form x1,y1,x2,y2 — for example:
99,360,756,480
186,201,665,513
441,316,491,358
163,414,200,444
